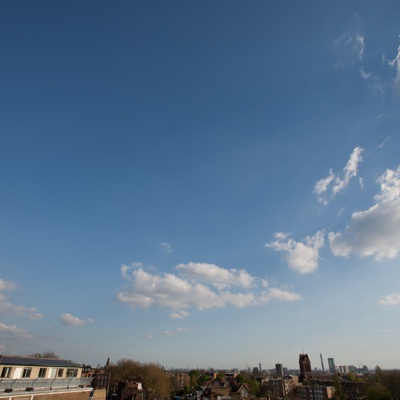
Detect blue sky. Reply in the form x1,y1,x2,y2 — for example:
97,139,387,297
1,1,400,371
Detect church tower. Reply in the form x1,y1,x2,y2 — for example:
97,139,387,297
299,353,312,382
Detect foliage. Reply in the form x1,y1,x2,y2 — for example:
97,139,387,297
347,372,356,383
333,374,346,400
216,372,225,381
374,366,384,384
368,367,400,400
367,383,392,400
244,378,260,397
107,358,172,399
383,370,400,400
198,373,209,386
235,374,246,384
29,351,59,359
189,370,199,386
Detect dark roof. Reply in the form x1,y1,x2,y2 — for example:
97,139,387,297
0,355,82,368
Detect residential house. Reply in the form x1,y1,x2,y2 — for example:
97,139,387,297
295,385,335,400
0,355,92,399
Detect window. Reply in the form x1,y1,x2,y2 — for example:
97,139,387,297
66,368,78,377
38,368,47,378
57,368,64,377
22,368,32,378
1,367,12,378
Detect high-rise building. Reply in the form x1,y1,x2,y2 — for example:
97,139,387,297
328,358,336,374
275,363,284,377
320,354,325,372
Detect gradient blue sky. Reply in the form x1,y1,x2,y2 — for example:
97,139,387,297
1,1,400,371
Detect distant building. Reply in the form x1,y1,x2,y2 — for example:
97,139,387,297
338,365,349,374
328,358,336,374
269,376,298,398
320,354,325,372
275,363,284,377
296,384,335,400
117,377,144,400
174,371,191,390
299,354,312,382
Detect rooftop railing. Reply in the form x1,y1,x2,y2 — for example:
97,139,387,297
0,377,92,393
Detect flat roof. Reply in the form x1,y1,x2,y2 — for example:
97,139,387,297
0,355,82,368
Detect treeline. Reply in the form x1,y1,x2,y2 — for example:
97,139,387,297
365,366,400,400
106,358,172,399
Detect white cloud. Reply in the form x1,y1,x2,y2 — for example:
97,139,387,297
0,279,17,291
261,279,269,288
60,313,94,327
261,288,301,302
314,169,336,204
175,262,254,289
388,43,400,96
116,264,300,311
274,232,288,240
160,242,172,253
329,166,400,260
0,278,43,320
266,231,325,274
0,302,43,320
0,323,35,339
314,147,364,204
169,310,191,319
379,293,400,305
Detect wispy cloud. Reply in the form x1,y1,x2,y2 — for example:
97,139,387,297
334,33,366,68
169,310,191,319
359,68,386,97
60,313,94,327
160,327,190,336
388,43,400,96
0,322,35,340
0,278,43,320
378,136,391,149
329,166,400,260
314,147,364,204
116,263,300,311
379,293,400,306
266,231,325,274
160,242,172,253
359,41,400,98
355,35,365,60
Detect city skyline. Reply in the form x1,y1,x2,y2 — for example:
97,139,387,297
1,1,400,369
